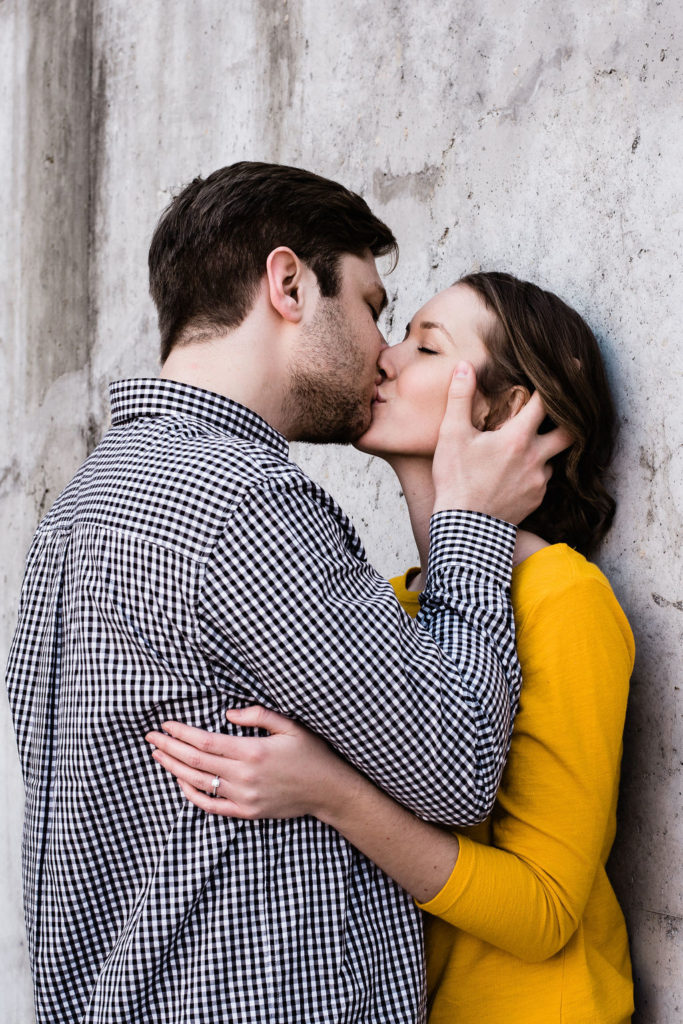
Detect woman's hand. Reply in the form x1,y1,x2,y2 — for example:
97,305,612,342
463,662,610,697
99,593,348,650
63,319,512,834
145,706,356,820
147,705,460,903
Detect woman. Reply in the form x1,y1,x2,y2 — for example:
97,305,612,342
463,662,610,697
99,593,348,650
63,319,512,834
146,272,635,1022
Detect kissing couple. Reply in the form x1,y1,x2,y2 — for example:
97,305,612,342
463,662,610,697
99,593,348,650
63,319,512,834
7,161,633,1023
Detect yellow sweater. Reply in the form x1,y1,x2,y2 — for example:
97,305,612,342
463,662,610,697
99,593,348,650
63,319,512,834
391,544,634,1023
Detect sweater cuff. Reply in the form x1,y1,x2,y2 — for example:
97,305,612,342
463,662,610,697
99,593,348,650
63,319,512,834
426,511,517,588
416,834,476,916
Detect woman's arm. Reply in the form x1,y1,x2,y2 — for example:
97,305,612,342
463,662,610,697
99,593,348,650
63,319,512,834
417,571,634,961
148,563,633,962
147,706,459,904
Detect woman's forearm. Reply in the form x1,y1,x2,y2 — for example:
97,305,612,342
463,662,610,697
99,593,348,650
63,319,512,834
148,707,459,903
314,760,459,904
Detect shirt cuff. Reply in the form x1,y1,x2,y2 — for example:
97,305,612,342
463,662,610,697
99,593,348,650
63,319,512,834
425,510,516,588
415,833,476,917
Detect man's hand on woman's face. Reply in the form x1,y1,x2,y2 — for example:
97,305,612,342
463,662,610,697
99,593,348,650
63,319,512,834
432,362,573,525
145,707,350,822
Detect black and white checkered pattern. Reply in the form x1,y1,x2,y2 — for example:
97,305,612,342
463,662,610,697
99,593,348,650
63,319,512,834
6,378,520,1024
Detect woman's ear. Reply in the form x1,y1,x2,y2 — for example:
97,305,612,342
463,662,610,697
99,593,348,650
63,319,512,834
506,385,531,418
266,247,308,324
471,390,491,431
479,385,531,431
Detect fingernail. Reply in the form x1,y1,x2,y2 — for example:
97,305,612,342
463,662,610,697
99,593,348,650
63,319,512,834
455,362,469,378
226,708,244,719
161,722,175,735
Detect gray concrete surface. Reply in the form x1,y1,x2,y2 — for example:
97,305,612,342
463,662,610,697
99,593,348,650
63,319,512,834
1,1,681,1020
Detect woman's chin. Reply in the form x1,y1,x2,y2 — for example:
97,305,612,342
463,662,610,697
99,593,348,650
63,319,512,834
353,434,378,455
353,428,416,461
353,423,385,456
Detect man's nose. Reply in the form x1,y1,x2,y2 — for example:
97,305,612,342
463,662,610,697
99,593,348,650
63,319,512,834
377,343,396,380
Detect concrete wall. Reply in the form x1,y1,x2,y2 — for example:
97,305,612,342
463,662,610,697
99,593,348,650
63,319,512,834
1,1,681,1019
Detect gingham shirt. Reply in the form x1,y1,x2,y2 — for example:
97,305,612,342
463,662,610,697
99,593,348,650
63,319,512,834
6,378,520,1024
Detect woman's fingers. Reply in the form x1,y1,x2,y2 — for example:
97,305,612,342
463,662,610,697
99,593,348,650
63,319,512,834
177,781,245,818
155,720,244,755
145,729,239,776
145,706,296,771
145,705,302,817
146,706,323,820
150,744,230,795
151,746,266,820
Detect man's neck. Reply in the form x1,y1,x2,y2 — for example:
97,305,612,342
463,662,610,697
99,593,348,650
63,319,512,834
160,329,291,436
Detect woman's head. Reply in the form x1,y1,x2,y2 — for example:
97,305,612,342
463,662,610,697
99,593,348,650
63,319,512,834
360,272,617,554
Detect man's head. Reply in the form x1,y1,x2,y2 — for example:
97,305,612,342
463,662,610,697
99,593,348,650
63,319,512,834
149,162,396,441
149,161,396,344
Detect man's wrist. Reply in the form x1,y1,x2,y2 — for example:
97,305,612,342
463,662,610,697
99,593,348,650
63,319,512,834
432,496,500,518
425,510,517,589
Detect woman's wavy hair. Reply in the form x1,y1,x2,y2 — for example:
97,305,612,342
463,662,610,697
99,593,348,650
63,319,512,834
458,272,617,555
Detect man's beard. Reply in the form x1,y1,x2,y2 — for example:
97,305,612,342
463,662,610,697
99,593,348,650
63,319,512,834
284,299,373,444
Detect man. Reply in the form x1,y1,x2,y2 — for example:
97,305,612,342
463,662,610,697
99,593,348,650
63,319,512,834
7,162,567,1023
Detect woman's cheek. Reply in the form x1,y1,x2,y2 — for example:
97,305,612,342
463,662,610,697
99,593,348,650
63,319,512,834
415,404,448,455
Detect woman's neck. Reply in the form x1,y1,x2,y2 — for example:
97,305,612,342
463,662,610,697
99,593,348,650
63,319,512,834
386,455,549,593
386,456,435,593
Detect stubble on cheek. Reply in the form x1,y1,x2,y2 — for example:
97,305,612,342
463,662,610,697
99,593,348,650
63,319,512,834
285,364,371,443
283,303,374,444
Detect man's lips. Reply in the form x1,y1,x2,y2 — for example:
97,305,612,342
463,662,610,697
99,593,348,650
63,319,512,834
372,387,387,404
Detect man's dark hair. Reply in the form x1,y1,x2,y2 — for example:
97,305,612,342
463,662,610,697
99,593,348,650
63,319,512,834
149,162,398,362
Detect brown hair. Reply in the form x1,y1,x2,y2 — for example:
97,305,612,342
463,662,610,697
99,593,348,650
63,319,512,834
149,162,398,362
459,271,617,554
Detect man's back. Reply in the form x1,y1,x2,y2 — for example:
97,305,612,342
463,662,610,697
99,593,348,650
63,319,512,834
7,379,425,1023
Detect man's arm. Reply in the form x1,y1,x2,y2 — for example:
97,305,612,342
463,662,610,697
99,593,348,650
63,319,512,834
194,365,570,826
197,477,516,827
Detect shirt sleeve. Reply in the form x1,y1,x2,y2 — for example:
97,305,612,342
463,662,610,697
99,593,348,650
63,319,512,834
417,575,634,959
197,475,520,827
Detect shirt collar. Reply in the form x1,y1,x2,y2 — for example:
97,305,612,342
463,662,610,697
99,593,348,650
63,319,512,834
109,378,289,457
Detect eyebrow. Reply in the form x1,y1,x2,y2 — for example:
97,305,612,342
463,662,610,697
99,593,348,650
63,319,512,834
420,320,455,344
405,319,456,344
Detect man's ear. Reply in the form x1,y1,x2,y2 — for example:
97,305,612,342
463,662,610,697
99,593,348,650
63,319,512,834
266,247,313,324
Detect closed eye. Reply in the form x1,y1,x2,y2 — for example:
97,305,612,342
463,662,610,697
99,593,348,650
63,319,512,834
417,346,438,355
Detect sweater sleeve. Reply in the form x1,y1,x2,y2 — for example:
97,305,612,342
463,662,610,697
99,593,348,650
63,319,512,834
417,573,634,962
